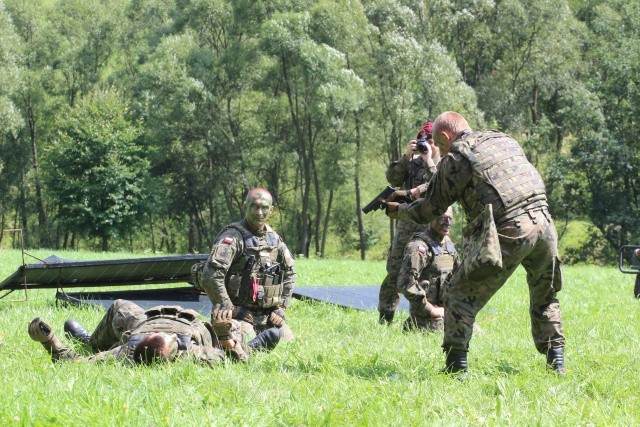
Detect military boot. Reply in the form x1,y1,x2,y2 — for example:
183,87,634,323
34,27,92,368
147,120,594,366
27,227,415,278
442,348,468,375
29,317,76,361
378,310,394,325
546,346,566,375
63,319,91,344
247,327,281,352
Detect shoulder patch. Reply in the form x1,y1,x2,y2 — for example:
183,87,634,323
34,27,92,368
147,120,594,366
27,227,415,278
418,246,426,254
222,237,234,244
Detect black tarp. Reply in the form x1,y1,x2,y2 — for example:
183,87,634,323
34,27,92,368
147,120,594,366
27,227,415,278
55,285,409,315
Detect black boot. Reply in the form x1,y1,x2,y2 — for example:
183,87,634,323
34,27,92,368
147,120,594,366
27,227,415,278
634,274,640,299
378,310,394,325
546,346,566,375
247,327,281,352
63,319,91,344
442,348,468,375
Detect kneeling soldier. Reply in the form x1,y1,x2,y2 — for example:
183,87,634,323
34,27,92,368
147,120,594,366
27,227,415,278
397,207,458,332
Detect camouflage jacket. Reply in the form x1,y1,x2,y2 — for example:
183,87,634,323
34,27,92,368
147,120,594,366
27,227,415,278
386,154,437,192
398,130,548,232
200,220,296,310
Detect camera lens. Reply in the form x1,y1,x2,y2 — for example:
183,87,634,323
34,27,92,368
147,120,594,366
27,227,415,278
416,138,428,153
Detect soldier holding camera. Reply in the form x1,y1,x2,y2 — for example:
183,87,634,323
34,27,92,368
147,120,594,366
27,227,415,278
378,121,441,325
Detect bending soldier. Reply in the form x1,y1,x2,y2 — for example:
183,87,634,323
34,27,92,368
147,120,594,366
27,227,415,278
378,121,441,325
398,207,458,332
386,111,566,375
28,299,279,365
196,188,296,351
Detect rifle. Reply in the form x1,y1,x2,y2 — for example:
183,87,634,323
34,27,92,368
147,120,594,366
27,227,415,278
362,186,411,214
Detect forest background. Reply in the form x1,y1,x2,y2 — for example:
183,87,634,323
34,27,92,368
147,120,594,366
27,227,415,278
0,0,638,264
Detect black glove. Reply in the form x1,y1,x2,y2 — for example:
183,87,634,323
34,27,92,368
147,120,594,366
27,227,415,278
267,308,286,328
211,304,233,340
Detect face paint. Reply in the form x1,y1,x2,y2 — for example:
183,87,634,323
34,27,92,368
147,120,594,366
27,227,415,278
432,212,453,238
245,191,273,230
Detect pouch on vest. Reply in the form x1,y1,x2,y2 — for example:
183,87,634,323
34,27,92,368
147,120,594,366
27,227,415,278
462,204,503,280
239,255,257,303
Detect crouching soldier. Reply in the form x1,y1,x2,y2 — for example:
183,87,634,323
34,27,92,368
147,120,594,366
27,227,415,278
195,188,296,347
397,207,458,332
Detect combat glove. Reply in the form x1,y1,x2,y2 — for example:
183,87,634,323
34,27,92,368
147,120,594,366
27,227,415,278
211,303,233,340
267,308,286,328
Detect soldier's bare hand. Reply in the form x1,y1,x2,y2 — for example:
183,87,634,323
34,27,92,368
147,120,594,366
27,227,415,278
405,140,417,157
28,317,53,342
430,306,444,318
384,201,400,219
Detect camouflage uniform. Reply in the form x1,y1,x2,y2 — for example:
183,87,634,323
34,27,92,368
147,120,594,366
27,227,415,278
397,130,565,356
378,153,437,319
52,299,225,365
199,219,296,343
398,226,458,332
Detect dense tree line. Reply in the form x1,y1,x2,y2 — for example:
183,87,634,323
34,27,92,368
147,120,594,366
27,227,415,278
0,0,638,262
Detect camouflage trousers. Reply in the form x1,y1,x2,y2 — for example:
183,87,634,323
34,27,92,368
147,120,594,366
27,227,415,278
378,219,428,313
443,209,565,354
88,299,148,352
52,299,147,362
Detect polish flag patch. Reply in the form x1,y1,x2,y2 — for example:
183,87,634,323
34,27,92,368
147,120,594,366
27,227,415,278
222,237,234,244
418,246,426,254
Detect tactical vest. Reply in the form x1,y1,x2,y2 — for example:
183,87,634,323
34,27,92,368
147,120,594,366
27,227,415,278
125,305,212,352
450,131,547,227
224,221,285,309
418,231,456,304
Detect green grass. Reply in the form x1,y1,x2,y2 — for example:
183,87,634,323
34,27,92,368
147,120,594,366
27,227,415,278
0,249,638,425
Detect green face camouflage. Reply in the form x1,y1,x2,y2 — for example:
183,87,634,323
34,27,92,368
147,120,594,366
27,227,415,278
431,208,453,238
245,190,273,230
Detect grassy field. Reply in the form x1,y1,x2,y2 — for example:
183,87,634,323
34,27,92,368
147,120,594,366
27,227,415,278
0,249,638,426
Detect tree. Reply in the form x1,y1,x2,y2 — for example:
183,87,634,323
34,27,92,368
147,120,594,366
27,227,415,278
560,0,640,252
259,6,367,257
44,90,149,251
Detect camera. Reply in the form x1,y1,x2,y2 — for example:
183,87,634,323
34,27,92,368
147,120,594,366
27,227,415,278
416,136,429,154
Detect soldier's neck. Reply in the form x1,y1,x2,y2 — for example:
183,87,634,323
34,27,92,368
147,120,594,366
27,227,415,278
244,219,267,236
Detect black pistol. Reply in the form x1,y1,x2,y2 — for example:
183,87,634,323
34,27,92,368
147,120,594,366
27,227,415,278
362,186,411,214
